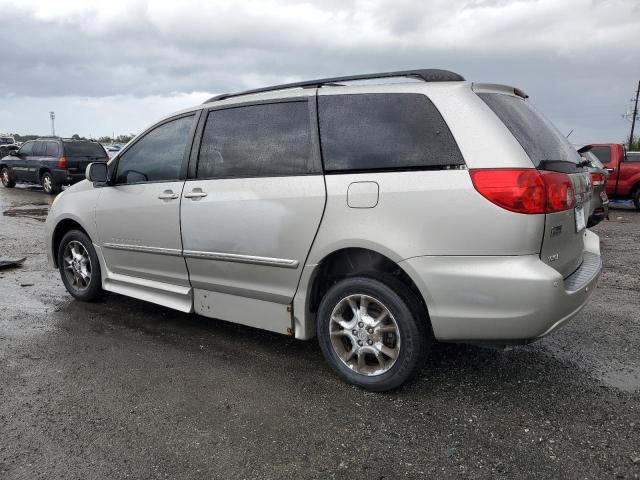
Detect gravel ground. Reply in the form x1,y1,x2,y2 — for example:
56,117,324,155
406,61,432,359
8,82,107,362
0,185,639,479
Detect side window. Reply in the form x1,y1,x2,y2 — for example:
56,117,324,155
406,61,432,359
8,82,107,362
590,146,612,164
197,101,313,179
45,142,60,157
18,141,34,156
318,93,464,172
115,115,195,184
627,152,640,163
32,141,45,156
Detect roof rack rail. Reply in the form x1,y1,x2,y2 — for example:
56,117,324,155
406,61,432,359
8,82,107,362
203,68,464,104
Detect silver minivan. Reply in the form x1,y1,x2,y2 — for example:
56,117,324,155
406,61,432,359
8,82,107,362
44,69,601,391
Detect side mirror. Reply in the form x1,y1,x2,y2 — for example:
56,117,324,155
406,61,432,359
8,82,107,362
86,162,108,185
9,150,19,157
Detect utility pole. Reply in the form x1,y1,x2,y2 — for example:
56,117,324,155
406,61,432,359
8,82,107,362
49,111,56,137
629,80,640,150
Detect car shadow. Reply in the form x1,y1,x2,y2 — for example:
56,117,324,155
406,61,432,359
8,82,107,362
50,291,606,400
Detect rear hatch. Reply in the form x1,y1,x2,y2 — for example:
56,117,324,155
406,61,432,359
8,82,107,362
478,91,591,278
62,141,108,172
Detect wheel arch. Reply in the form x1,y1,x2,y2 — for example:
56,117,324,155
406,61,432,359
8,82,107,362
51,218,92,268
297,247,431,339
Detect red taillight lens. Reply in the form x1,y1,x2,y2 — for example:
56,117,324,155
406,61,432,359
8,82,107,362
590,172,605,187
57,156,67,168
541,171,575,212
469,168,575,214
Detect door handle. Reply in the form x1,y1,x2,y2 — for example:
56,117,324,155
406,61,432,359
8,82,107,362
606,168,614,173
184,188,207,199
158,190,179,200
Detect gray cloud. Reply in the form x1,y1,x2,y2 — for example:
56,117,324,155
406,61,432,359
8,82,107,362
0,0,638,142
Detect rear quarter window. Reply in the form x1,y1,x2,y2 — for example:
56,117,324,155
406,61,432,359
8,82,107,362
63,142,108,158
318,93,464,172
590,146,612,164
627,152,640,163
478,93,581,167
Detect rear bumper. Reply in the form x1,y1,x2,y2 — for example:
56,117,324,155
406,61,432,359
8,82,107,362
400,229,601,343
51,168,85,185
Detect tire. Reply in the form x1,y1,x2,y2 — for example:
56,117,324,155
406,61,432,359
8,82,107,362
57,230,103,302
633,188,640,211
41,171,60,194
1,166,15,188
316,275,430,392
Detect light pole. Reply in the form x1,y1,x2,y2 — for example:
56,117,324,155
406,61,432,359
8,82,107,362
49,111,56,137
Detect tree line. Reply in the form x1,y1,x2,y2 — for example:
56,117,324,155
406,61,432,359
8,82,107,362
8,133,136,144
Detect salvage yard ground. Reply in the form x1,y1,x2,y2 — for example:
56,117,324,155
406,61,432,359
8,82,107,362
0,185,639,479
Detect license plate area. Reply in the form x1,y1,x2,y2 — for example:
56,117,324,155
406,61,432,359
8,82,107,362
575,204,586,232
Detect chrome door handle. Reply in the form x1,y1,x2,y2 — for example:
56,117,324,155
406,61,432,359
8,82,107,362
605,168,614,173
184,189,208,199
158,190,179,200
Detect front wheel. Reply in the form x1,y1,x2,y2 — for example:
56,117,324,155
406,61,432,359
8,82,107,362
1,167,15,188
57,230,103,301
633,188,640,211
41,171,60,194
317,276,430,391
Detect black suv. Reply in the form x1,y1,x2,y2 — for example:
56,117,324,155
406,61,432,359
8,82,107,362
0,138,108,194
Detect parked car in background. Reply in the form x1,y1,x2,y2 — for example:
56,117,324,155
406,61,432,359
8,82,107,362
583,143,640,210
0,135,19,158
577,146,609,226
0,137,109,194
45,69,601,391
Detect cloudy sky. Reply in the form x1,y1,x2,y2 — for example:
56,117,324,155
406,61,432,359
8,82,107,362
0,0,638,144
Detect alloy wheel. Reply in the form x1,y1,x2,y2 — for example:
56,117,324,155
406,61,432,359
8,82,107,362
43,174,52,193
329,294,401,376
62,240,92,291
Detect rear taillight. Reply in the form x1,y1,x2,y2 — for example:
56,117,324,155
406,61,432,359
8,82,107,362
590,172,605,187
57,156,67,168
469,168,575,214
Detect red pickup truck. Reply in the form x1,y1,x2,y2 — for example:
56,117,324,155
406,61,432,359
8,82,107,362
583,143,640,210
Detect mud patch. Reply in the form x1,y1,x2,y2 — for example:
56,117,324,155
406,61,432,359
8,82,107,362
3,205,49,222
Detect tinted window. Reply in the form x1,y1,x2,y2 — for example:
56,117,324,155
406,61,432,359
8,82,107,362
478,93,581,166
18,141,34,156
590,146,612,164
32,141,45,156
63,141,107,158
197,102,313,178
116,115,194,184
45,142,60,157
627,152,640,163
318,94,464,172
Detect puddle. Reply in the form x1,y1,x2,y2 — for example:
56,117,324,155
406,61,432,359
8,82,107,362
3,205,49,222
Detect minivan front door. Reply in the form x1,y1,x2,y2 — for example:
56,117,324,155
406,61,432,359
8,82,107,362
95,113,198,311
180,99,325,333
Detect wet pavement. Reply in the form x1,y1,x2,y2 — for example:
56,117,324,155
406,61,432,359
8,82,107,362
0,184,639,479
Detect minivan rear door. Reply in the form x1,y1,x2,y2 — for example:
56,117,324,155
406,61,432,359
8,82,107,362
478,91,591,278
180,97,325,334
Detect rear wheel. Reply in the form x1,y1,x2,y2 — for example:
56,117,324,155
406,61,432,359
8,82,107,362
1,167,15,188
41,171,60,194
57,230,103,301
633,188,640,211
317,276,430,391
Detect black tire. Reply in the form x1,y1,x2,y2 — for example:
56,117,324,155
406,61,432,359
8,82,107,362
41,171,60,194
57,230,103,302
1,166,15,188
633,188,640,211
317,275,430,392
